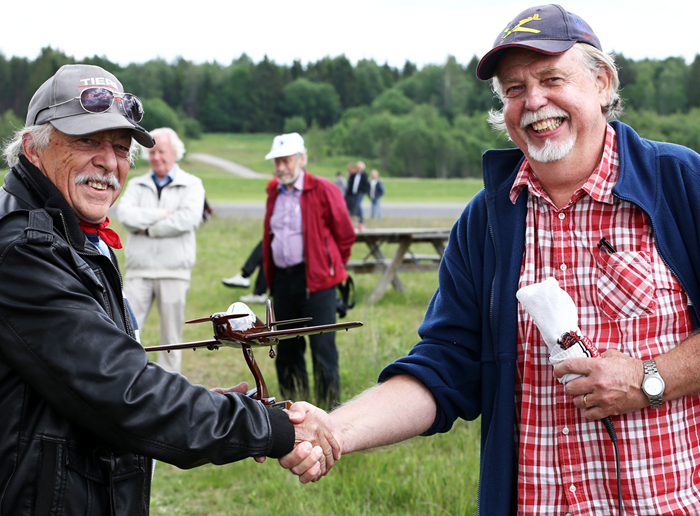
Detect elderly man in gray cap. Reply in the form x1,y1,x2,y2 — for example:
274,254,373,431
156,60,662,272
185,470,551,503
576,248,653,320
0,65,336,516
280,5,700,515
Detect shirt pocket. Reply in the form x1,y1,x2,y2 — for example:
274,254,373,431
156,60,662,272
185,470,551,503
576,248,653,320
596,251,657,320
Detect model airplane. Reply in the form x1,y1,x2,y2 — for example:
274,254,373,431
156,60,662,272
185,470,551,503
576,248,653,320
145,300,362,408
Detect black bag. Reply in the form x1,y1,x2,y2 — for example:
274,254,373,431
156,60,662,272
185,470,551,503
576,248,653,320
202,197,213,222
336,276,356,318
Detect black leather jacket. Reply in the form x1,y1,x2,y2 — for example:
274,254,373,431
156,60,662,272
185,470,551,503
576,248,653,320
0,157,294,516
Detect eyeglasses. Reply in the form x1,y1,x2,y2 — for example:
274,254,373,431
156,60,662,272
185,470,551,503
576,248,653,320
47,87,144,123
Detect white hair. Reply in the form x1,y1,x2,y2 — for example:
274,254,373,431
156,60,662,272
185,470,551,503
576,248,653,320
143,127,186,161
3,123,139,168
2,124,54,167
487,43,623,132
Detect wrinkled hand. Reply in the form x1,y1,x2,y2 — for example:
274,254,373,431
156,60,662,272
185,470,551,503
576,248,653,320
211,382,250,395
555,349,646,419
278,401,341,483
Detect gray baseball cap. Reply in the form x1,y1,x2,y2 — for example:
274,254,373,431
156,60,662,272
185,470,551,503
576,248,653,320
26,64,155,148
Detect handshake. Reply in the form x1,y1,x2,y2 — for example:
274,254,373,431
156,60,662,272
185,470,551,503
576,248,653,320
269,402,342,484
243,374,436,483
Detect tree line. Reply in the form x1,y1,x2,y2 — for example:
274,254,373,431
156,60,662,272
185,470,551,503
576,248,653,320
2,46,700,177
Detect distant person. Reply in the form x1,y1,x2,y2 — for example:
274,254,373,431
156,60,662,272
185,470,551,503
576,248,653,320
222,240,268,304
344,162,357,218
351,161,370,230
262,133,355,409
334,171,347,195
368,169,384,220
117,127,205,373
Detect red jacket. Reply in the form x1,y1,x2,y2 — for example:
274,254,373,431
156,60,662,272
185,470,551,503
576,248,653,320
263,171,356,295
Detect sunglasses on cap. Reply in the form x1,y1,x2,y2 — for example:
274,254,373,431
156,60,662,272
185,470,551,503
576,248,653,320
46,87,144,123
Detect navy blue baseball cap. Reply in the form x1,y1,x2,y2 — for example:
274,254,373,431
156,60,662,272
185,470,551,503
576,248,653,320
476,4,602,80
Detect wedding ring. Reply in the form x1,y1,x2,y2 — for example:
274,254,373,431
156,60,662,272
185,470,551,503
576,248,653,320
583,394,589,407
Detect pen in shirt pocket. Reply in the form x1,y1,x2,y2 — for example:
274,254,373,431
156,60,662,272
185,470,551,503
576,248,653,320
597,237,617,254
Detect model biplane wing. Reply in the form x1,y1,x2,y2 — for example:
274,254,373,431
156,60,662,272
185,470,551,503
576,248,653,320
144,300,362,408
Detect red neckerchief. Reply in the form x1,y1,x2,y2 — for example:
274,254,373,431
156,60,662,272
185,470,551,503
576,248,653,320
79,216,123,249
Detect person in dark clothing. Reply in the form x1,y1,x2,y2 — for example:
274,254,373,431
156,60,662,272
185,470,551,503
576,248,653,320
349,161,370,230
368,169,385,220
0,64,335,516
344,162,357,218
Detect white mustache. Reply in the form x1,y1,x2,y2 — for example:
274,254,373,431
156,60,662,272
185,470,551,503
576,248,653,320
520,106,569,128
74,173,121,191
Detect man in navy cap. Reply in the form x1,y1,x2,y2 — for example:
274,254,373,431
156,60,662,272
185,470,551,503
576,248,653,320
280,5,700,514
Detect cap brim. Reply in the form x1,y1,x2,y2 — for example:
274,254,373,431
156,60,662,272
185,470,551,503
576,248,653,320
50,112,155,148
265,148,305,160
476,40,576,80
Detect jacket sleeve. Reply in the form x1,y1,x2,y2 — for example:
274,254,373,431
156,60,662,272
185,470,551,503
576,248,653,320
0,216,294,467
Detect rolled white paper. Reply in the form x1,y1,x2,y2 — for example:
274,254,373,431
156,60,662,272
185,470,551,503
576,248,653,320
516,277,600,384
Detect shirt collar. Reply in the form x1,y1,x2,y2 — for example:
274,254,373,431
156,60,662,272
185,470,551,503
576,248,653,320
151,164,178,187
509,123,618,207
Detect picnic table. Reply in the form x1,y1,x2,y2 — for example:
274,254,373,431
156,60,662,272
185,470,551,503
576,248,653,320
345,227,450,303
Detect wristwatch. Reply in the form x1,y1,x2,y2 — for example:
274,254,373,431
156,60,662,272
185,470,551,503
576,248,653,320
642,359,665,409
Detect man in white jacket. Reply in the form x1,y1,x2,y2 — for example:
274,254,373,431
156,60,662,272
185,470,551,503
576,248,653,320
117,127,205,372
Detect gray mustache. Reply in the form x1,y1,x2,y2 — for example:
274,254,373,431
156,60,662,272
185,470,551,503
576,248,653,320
74,173,121,191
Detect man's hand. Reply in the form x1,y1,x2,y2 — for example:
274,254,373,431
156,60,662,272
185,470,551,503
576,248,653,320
278,401,341,483
555,349,647,419
211,382,249,395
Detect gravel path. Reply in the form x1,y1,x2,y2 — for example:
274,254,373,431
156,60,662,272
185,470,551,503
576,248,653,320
189,153,271,179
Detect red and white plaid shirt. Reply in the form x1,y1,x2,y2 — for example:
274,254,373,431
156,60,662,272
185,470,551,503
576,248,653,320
512,125,700,515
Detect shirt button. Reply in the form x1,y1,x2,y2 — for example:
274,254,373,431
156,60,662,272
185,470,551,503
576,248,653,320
558,213,566,220
562,427,569,435
569,485,576,493
566,513,572,516
560,264,567,271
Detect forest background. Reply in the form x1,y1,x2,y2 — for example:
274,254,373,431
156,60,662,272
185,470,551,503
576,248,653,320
2,46,700,176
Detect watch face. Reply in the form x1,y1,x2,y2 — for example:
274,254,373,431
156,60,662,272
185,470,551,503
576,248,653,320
644,377,664,396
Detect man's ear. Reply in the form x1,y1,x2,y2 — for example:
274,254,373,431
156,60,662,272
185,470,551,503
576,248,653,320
22,132,42,169
596,66,613,109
